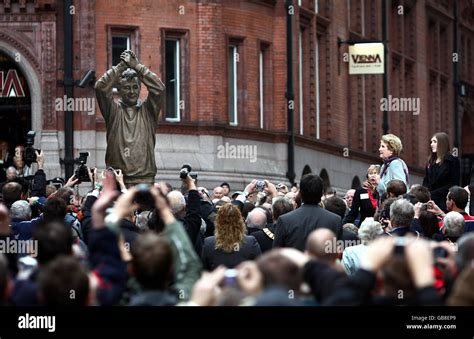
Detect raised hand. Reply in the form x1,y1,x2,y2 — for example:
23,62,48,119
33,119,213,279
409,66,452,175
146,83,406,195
120,50,139,69
91,171,120,228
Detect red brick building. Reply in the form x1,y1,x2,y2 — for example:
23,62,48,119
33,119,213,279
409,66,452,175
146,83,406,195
1,0,474,190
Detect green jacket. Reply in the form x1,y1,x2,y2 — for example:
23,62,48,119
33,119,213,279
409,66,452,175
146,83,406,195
163,219,202,301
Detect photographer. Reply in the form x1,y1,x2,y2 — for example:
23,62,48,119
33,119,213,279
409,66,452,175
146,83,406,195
95,174,201,302
167,173,203,255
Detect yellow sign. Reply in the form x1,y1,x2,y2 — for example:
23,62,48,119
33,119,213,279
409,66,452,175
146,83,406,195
349,43,384,75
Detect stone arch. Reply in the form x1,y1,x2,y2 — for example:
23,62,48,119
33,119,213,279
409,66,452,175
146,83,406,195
0,40,42,134
0,33,60,179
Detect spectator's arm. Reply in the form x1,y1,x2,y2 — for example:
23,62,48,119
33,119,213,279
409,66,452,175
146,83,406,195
151,187,202,301
163,218,202,301
88,172,127,305
81,193,98,244
182,176,202,245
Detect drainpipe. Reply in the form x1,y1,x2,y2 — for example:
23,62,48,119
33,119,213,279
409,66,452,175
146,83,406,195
63,0,74,179
382,0,389,134
285,0,296,186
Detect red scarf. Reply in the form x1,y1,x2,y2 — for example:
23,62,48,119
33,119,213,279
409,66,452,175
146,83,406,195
367,189,377,210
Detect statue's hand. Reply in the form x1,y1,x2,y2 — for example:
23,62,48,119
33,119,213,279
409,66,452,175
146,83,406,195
121,50,139,69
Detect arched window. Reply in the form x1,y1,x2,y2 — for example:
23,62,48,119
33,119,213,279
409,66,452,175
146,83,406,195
319,169,330,192
351,176,361,189
302,165,312,176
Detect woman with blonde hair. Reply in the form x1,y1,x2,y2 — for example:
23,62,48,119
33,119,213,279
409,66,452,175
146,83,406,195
376,134,409,198
201,203,261,270
423,132,460,212
343,164,380,226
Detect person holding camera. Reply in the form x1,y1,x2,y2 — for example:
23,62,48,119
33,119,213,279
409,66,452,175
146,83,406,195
167,172,203,254
92,173,201,302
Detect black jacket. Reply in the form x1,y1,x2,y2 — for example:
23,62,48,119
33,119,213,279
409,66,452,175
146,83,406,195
423,154,460,212
343,187,377,226
252,223,275,253
273,204,342,251
201,235,261,271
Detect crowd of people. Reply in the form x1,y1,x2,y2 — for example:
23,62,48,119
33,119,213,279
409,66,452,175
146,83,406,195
0,132,473,306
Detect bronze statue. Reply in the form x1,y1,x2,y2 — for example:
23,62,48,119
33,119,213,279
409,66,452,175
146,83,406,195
95,50,165,186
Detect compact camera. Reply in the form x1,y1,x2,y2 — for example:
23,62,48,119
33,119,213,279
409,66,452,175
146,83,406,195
255,180,266,192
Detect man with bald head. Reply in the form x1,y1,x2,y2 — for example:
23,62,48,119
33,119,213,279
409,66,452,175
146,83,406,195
305,228,340,266
246,208,268,234
213,186,224,200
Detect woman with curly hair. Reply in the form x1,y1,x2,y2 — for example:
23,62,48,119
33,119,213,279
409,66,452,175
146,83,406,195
201,203,261,271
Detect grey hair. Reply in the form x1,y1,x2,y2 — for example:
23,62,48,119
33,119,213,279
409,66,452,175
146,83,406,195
6,166,17,174
167,191,186,215
444,211,465,238
10,200,31,220
358,217,384,245
246,208,267,229
390,199,415,228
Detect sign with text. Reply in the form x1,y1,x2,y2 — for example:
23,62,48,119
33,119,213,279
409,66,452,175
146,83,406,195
349,43,384,75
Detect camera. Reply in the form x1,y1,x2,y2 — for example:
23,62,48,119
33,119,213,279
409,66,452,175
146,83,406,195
255,180,266,191
134,183,155,210
433,247,448,258
223,269,238,287
74,152,91,182
393,237,410,256
24,131,40,166
179,164,198,180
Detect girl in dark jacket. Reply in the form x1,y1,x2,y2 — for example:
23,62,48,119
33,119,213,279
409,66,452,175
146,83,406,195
423,132,460,212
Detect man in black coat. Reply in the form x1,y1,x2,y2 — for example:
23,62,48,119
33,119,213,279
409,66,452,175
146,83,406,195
273,174,342,251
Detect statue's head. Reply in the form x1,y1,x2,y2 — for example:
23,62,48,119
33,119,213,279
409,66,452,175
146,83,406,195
117,68,141,106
